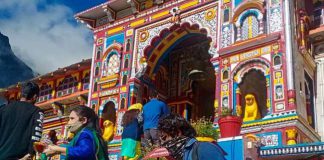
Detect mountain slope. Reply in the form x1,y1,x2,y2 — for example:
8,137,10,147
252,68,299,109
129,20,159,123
0,32,35,88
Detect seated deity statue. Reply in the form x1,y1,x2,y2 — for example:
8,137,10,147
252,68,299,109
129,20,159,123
243,94,261,122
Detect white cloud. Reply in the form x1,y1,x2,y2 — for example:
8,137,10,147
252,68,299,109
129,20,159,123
0,0,93,74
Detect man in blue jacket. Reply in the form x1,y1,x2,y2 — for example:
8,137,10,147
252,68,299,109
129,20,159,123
143,91,169,147
158,114,226,160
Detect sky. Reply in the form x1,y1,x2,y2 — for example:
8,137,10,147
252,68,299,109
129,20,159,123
0,0,106,74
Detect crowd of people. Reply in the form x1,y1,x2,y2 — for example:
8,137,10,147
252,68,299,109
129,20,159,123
0,83,226,160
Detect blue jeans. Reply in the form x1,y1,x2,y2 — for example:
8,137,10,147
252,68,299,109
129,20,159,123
143,128,160,146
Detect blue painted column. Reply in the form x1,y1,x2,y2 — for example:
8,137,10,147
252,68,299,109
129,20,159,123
218,136,244,160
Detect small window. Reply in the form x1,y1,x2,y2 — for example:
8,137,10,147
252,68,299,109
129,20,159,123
94,82,98,92
95,67,99,76
96,50,101,60
96,46,102,60
241,14,259,40
57,76,77,91
124,59,129,69
120,98,126,109
274,56,281,66
122,75,127,85
39,84,52,96
223,70,229,80
82,73,90,83
126,39,131,52
224,9,230,23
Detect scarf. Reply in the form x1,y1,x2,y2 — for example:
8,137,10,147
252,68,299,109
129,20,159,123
162,136,190,160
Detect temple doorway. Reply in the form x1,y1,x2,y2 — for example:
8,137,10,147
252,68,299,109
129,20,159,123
143,29,216,121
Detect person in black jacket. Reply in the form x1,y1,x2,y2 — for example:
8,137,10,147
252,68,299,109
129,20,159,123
0,82,43,160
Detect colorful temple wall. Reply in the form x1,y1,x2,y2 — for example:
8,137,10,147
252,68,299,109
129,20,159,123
55,0,324,159
0,0,322,159
77,1,323,157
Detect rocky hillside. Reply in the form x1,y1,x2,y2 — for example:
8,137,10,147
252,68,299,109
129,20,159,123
0,32,35,88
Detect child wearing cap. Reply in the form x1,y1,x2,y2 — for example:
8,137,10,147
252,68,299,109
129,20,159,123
121,103,143,160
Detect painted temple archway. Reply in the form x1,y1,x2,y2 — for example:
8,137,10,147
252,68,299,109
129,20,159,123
231,58,272,121
139,22,216,120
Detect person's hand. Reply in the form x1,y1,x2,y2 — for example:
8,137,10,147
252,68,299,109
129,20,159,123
18,154,31,160
43,145,59,156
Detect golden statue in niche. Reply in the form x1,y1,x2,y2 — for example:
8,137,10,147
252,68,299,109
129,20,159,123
102,120,115,142
286,128,297,145
243,94,261,122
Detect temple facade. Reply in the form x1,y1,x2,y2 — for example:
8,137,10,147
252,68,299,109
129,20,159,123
74,0,324,159
1,0,324,159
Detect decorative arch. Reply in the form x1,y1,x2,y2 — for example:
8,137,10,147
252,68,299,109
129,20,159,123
232,0,265,22
233,0,265,42
234,8,264,41
101,43,122,77
232,58,272,119
236,9,263,25
102,43,123,59
143,22,212,78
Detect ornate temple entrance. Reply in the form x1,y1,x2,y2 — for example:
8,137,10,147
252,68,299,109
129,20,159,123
139,23,216,120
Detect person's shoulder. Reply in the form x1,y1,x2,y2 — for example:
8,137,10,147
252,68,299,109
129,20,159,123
197,142,227,160
79,128,95,139
198,142,225,153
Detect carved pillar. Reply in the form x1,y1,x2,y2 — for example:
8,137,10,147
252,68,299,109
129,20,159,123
236,88,242,116
258,14,264,34
316,59,324,141
235,22,241,41
212,58,220,123
287,90,296,109
321,8,324,25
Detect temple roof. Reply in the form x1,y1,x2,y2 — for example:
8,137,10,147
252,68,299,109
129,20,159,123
74,0,165,29
0,58,91,95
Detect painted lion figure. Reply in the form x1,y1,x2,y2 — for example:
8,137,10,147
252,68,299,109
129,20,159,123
243,94,261,122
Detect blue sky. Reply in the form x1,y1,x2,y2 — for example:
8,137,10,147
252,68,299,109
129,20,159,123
0,0,106,74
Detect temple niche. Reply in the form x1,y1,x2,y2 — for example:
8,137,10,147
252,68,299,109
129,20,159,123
101,101,117,126
237,69,268,121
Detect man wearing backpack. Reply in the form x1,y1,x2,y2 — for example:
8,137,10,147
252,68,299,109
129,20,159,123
158,114,226,160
